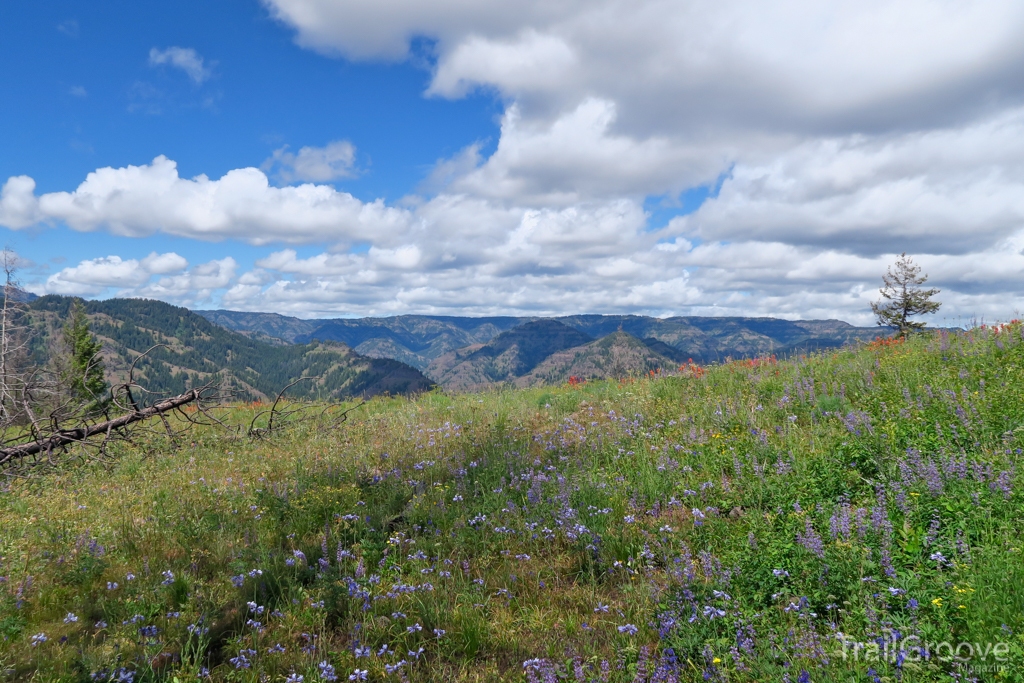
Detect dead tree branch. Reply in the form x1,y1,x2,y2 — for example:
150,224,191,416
248,376,314,439
0,387,204,467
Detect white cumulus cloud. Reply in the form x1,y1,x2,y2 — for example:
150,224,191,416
2,155,413,247
149,46,212,84
263,140,358,183
9,1,1024,321
43,252,188,297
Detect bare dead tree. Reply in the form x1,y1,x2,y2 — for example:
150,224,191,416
0,248,37,437
246,376,367,439
0,387,209,466
248,376,315,439
0,322,366,469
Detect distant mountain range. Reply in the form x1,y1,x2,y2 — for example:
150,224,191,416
25,297,434,402
515,330,680,389
426,319,594,391
199,309,884,389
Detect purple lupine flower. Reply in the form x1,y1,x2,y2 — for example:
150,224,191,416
924,515,941,546
230,649,257,669
796,519,825,558
829,500,851,540
992,469,1014,498
922,461,943,495
319,662,339,682
956,529,972,559
880,546,896,578
854,507,869,539
871,486,887,531
703,606,726,619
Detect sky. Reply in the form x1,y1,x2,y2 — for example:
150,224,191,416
2,0,1024,325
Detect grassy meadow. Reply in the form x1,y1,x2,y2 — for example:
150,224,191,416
1,325,1023,682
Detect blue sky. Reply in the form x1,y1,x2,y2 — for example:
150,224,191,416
0,0,503,283
2,0,1023,323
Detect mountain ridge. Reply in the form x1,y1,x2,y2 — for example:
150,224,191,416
199,309,882,372
514,330,678,388
427,319,594,391
26,297,434,402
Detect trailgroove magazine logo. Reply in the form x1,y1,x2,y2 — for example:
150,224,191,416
836,631,1010,670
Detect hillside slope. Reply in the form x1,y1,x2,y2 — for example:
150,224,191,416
197,310,319,344
201,310,882,369
199,311,528,369
427,319,593,390
27,297,434,401
3,326,1022,681
514,330,677,387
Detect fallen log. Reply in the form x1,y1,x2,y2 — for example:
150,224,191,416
0,388,202,466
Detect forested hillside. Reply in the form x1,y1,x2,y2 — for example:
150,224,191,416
201,309,883,371
26,297,434,401
426,319,594,390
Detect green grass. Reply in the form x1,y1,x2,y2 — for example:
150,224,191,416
2,325,1023,682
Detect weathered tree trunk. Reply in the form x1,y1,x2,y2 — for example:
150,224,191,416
0,388,201,466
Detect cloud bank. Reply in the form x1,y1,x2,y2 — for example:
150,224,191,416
7,0,1024,322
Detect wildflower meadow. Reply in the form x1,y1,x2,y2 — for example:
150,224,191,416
1,325,1023,682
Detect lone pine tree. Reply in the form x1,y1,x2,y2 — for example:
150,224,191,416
62,299,108,410
871,253,941,337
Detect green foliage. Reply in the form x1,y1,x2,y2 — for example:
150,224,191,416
27,295,433,401
60,298,108,411
1,324,1023,682
871,253,942,336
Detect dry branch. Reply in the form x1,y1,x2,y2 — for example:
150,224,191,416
248,376,314,438
0,387,203,466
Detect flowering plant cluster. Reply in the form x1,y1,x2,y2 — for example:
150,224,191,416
1,324,1023,681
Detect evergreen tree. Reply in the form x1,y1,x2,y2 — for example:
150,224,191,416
871,253,941,337
62,299,108,410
